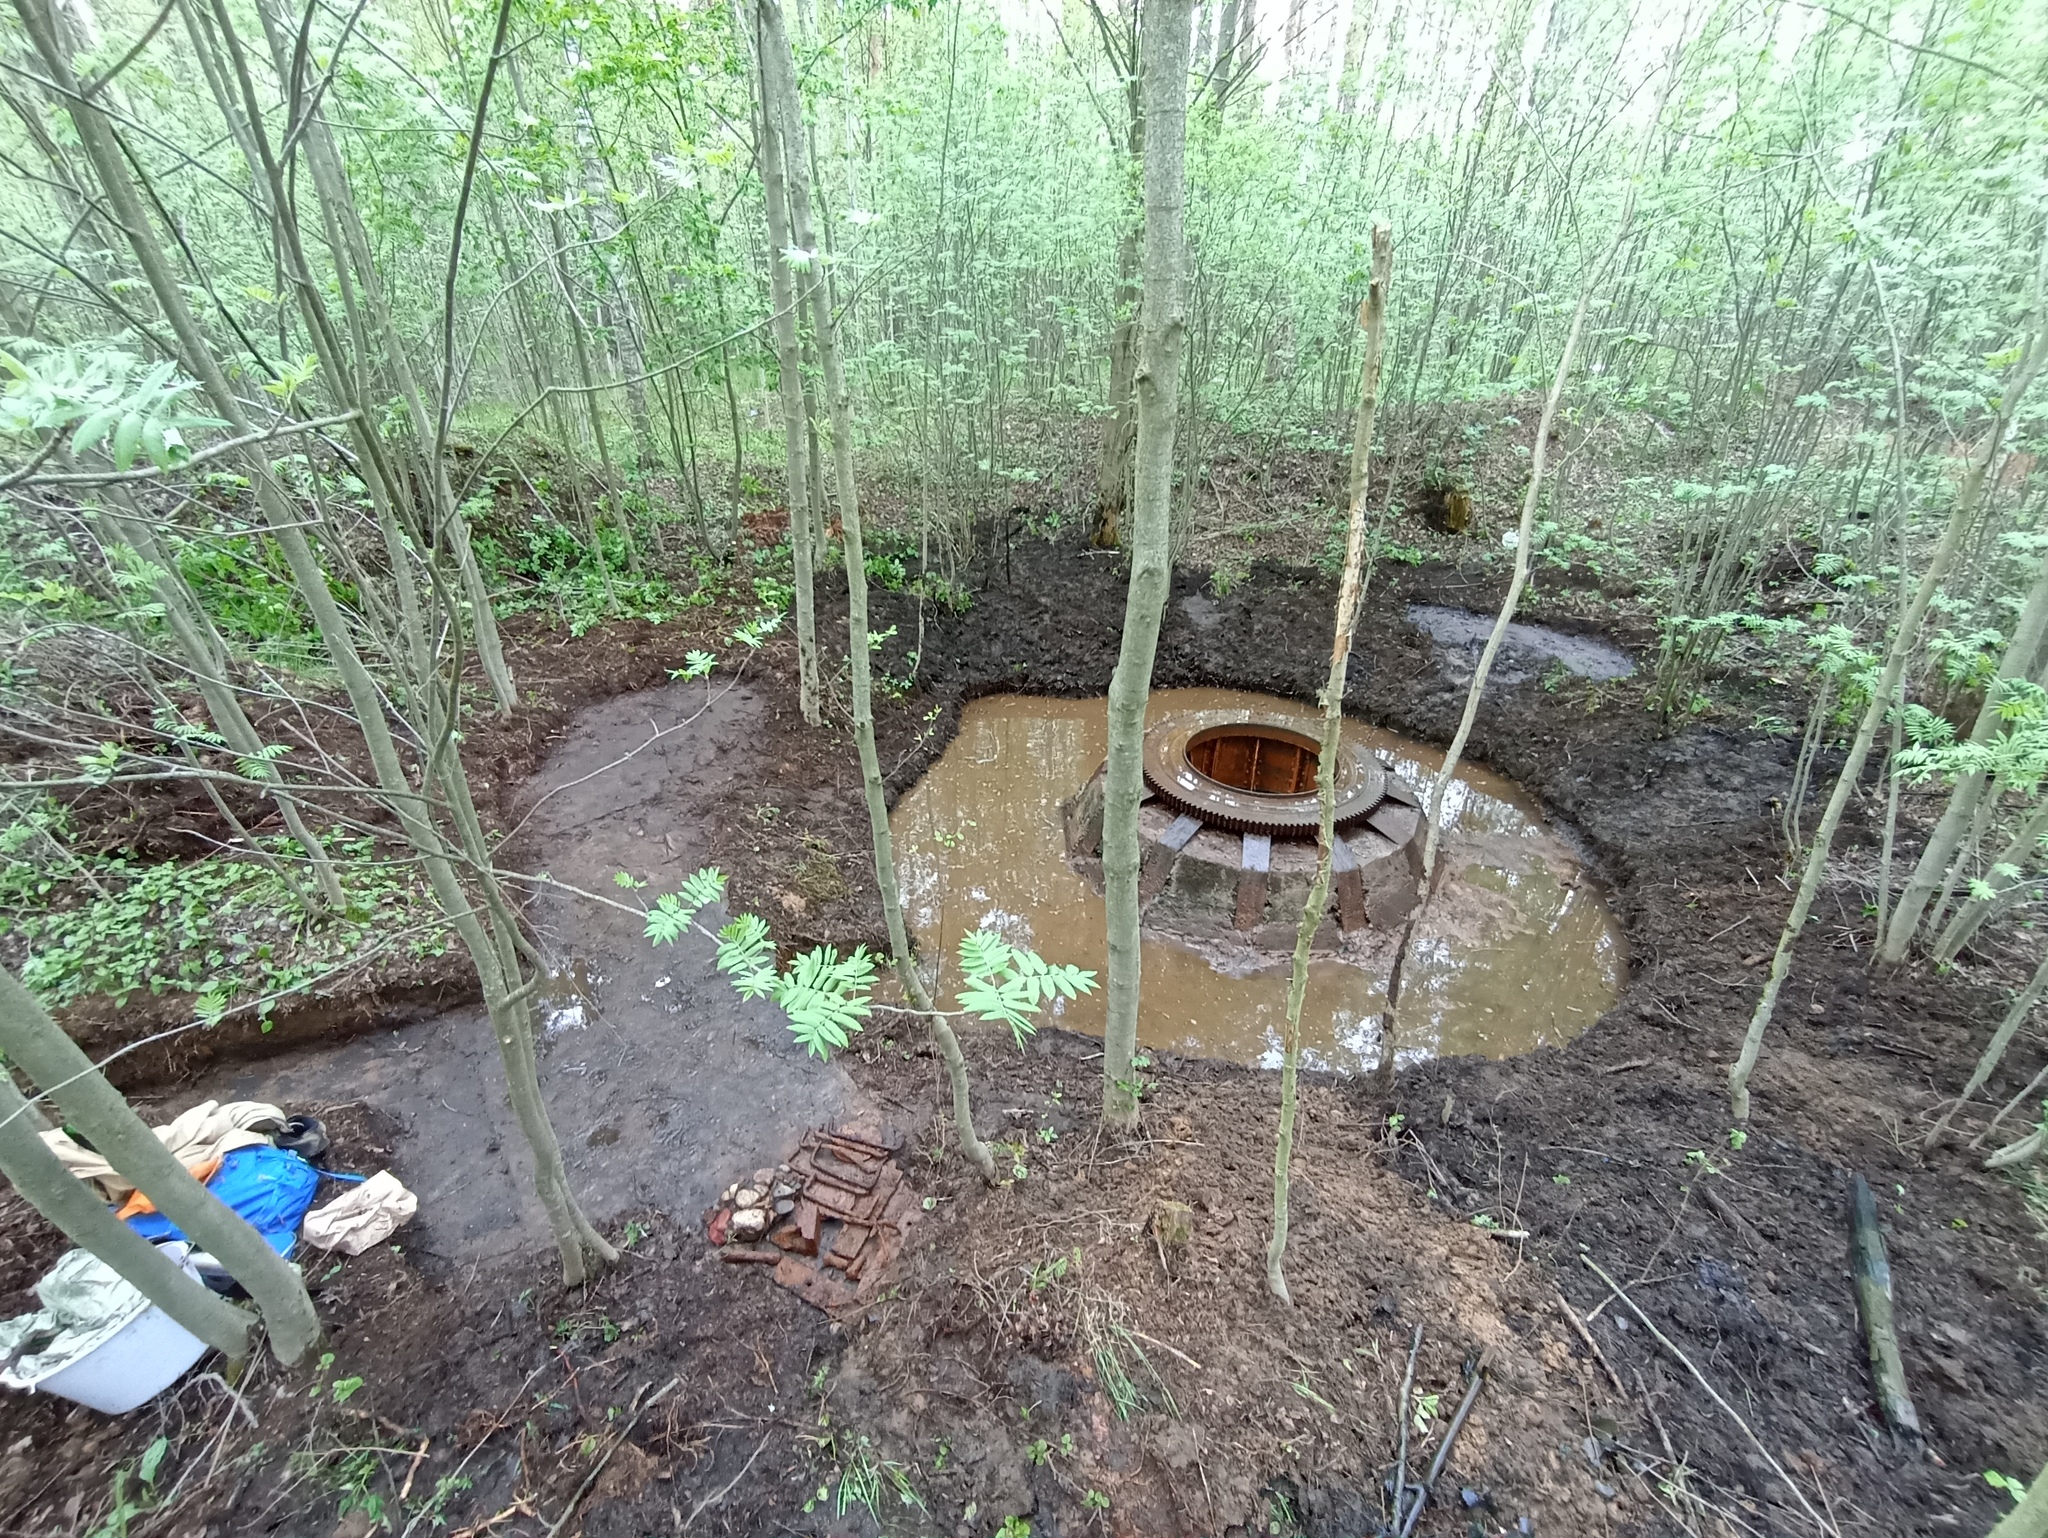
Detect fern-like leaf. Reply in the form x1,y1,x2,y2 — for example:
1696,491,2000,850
716,913,777,997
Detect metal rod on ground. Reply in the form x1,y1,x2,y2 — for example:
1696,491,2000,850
1396,1365,1486,1538
1389,1323,1423,1532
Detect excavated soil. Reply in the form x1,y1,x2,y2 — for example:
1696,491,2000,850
0,525,2043,1538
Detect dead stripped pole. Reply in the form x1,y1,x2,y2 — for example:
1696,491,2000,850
0,1066,253,1359
1729,251,2048,1122
1268,222,1391,1303
1099,0,1195,1130
1848,1174,1921,1440
1987,1470,2048,1538
0,967,318,1362
1389,1322,1423,1526
1380,122,1660,1095
1418,163,1644,882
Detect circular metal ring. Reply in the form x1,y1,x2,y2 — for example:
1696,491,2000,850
1142,714,1385,836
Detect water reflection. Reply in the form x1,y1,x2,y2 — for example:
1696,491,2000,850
892,689,1623,1073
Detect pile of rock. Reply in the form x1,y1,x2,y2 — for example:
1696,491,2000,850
710,1165,797,1247
704,1125,921,1311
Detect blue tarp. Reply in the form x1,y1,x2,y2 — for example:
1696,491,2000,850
125,1144,321,1254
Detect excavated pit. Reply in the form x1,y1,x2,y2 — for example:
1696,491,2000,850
892,688,1625,1074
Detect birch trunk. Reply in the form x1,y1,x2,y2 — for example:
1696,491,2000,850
1269,224,1390,1304
1101,0,1194,1129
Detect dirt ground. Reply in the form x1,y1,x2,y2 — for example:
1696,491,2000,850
1,512,2044,1538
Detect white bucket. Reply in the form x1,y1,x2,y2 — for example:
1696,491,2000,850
32,1301,208,1414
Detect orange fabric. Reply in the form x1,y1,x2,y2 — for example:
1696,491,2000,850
114,1153,225,1220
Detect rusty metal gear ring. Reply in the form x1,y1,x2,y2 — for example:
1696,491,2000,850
1141,715,1386,837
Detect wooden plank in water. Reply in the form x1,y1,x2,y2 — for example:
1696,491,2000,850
1235,833,1271,930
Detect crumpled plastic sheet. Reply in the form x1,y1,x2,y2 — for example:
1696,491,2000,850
0,1248,156,1389
300,1171,417,1256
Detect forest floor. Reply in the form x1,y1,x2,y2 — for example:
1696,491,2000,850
1,465,2045,1538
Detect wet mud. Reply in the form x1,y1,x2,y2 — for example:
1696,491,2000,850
1,527,2042,1538
1405,602,1638,683
186,680,856,1264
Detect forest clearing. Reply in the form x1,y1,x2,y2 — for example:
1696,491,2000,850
0,0,2046,1532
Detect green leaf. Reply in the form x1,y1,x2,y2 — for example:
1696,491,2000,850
70,405,121,457
138,1436,168,1486
644,867,726,944
714,913,776,995
772,945,875,1057
111,409,143,469
952,929,1098,1048
331,1375,364,1404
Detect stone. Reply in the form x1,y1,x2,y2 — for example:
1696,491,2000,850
1154,1199,1194,1249
720,1184,738,1204
733,1187,764,1209
728,1207,770,1243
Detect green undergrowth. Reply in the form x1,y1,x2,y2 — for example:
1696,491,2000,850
2,832,446,1020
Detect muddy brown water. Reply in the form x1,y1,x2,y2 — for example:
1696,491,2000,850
892,689,1623,1073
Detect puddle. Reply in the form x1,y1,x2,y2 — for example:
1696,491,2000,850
891,689,1624,1073
1407,604,1635,683
540,958,598,1038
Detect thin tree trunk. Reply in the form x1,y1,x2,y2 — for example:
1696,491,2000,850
1934,798,2048,962
750,0,821,724
0,1065,253,1359
0,968,317,1361
100,506,345,908
1926,948,2048,1148
1094,83,1142,551
251,0,516,716
1421,256,1606,875
1987,1466,2048,1538
1885,381,2048,957
1269,223,1390,1304
18,0,613,1283
1100,0,1194,1130
759,0,991,1177
1731,244,2048,1117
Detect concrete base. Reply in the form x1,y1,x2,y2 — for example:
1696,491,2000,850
1060,763,1424,952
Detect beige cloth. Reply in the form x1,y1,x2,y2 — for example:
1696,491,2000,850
42,1099,285,1202
300,1171,416,1256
